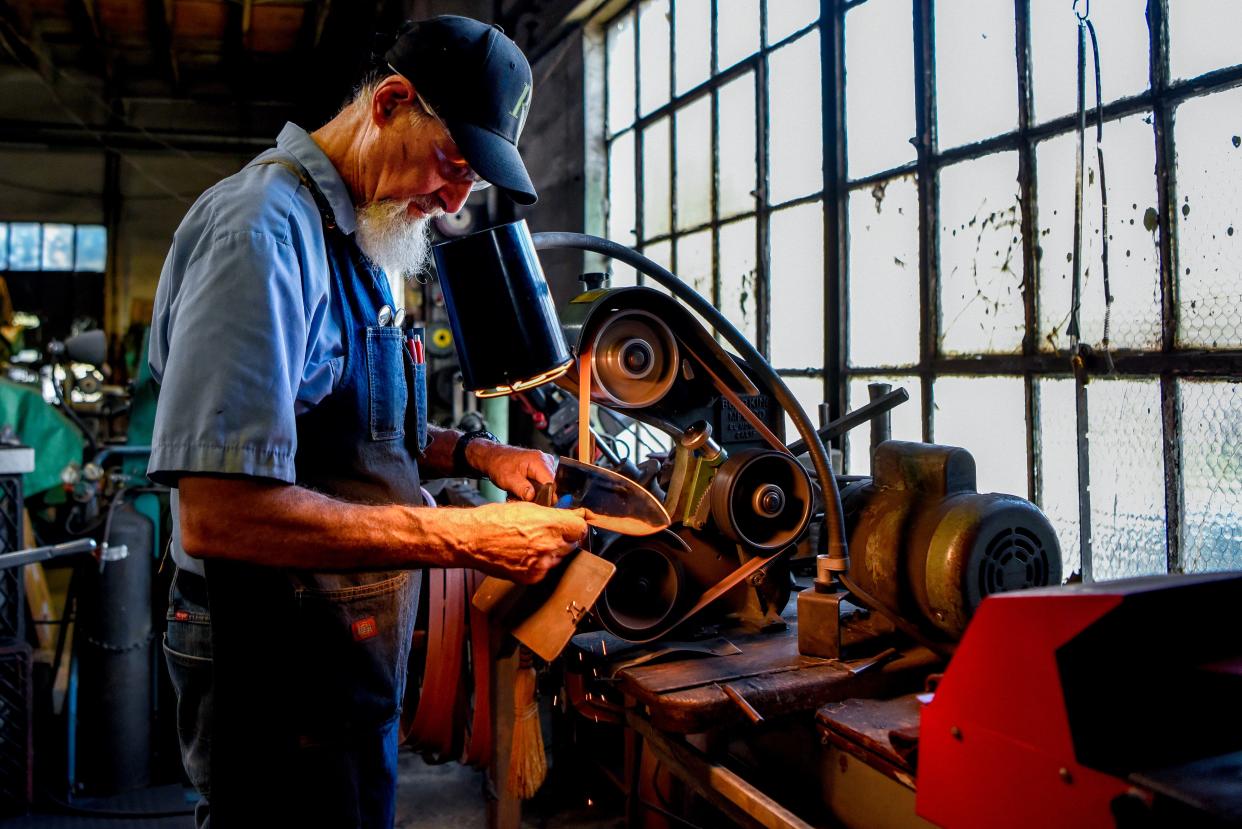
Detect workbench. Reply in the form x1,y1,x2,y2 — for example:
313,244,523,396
565,613,941,828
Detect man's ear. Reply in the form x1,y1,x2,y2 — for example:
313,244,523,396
371,74,416,126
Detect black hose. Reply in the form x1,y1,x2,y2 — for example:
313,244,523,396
52,364,99,457
529,232,849,570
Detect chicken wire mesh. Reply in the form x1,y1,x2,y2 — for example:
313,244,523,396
1180,379,1242,573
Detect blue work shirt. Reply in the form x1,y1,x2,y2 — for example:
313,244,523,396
149,123,363,575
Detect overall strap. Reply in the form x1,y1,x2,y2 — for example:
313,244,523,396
254,157,338,230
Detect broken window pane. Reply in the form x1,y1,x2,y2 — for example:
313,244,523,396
639,0,671,116
8,223,40,271
675,0,711,95
74,225,106,272
642,117,672,240
1180,380,1242,574
845,0,916,179
717,71,757,219
719,217,758,343
1084,378,1166,581
717,0,760,70
607,10,636,133
1169,0,1242,81
781,374,826,445
938,151,1025,355
1035,112,1161,352
42,223,74,270
934,0,1017,149
846,375,924,475
847,175,920,367
769,200,824,367
768,30,823,204
1174,87,1242,349
675,95,713,230
767,0,818,45
1030,0,1150,123
932,375,1028,499
1036,378,1080,580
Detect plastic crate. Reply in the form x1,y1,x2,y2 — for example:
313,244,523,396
0,639,32,815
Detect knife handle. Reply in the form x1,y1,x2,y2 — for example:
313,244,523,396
534,481,557,508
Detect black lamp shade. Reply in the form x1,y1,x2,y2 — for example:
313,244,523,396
432,220,572,396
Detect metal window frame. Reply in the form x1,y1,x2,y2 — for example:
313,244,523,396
599,0,1242,581
834,0,1242,580
603,0,825,364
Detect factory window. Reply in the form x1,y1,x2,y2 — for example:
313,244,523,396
600,0,1241,582
0,222,107,273
839,0,1242,581
601,0,823,421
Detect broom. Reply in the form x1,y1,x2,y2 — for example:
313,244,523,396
507,646,546,798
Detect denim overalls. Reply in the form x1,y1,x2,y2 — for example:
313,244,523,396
163,155,427,828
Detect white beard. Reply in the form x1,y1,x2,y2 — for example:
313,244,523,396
354,199,433,284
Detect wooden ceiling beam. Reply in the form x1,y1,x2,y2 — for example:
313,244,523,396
146,0,179,90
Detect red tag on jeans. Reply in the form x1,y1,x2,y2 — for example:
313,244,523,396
351,617,379,641
174,610,190,621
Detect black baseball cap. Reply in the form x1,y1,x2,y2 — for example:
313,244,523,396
386,16,538,205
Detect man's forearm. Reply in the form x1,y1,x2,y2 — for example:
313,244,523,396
179,475,463,570
421,424,463,477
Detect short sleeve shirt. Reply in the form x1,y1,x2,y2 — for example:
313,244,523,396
148,123,361,573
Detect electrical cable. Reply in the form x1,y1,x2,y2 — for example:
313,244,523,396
52,365,98,458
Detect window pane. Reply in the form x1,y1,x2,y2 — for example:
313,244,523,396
1036,378,1080,580
845,0,916,178
1180,380,1242,574
41,223,74,271
1036,113,1161,352
1175,87,1242,349
74,225,107,272
642,118,672,240
717,71,757,219
846,375,923,475
848,175,920,367
932,376,1028,498
934,0,1017,149
938,151,1024,354
769,200,824,367
8,223,40,271
719,217,757,343
675,95,712,230
0,223,7,270
768,31,822,204
675,0,711,95
1030,0,1150,123
675,228,713,300
1085,378,1166,581
639,0,671,117
781,374,826,445
766,0,818,44
609,132,638,248
717,0,760,70
641,240,672,292
1169,0,1242,81
607,11,637,132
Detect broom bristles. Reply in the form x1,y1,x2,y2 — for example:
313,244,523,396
507,660,547,798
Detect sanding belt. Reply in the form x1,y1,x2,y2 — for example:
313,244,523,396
401,567,493,767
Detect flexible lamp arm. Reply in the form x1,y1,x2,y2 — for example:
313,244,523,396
530,231,849,572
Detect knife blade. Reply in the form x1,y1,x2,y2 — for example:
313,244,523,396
544,456,670,536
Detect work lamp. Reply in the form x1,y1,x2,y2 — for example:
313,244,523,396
432,220,573,397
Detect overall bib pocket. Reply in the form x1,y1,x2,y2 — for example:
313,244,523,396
366,326,407,441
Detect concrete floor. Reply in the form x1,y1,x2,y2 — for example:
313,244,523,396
394,751,624,829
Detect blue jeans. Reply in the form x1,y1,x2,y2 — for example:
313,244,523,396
163,569,213,829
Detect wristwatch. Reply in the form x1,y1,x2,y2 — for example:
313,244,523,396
453,429,499,479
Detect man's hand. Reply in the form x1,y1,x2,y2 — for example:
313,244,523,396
448,501,587,584
467,440,557,502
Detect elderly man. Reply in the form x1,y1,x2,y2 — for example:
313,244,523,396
148,16,585,827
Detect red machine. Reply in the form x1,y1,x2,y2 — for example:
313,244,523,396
918,572,1242,828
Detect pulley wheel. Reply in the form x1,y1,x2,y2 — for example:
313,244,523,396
596,537,686,640
590,309,679,408
710,449,813,551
